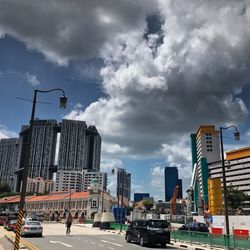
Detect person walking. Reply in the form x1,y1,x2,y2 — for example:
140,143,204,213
66,212,73,235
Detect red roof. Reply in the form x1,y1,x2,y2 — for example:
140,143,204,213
0,196,34,204
27,195,51,202
0,191,89,204
65,192,89,200
45,193,70,201
0,195,19,203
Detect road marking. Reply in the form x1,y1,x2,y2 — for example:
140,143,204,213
91,242,96,244
100,240,123,247
108,247,114,250
50,240,72,248
98,244,104,247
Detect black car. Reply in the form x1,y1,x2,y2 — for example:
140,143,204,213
125,219,171,247
178,222,209,232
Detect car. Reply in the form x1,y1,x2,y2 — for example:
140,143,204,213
35,215,44,222
6,220,17,231
178,222,209,233
125,219,171,247
20,221,43,237
0,213,8,226
0,217,6,226
4,215,17,229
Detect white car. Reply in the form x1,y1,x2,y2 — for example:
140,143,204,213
21,221,43,237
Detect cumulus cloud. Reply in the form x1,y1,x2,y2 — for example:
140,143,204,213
25,72,40,86
0,125,18,139
0,0,156,65
100,158,123,195
150,165,165,191
2,0,250,194
66,1,250,164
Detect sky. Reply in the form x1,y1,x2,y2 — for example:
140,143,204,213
1,0,250,201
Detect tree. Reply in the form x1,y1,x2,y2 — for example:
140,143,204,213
126,206,133,216
226,184,250,213
143,200,154,212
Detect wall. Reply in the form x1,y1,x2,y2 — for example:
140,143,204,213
194,215,250,232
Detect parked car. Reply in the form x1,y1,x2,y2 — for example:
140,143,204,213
125,219,171,247
178,222,209,232
20,221,43,237
6,220,17,231
4,214,17,229
35,214,44,222
0,213,8,226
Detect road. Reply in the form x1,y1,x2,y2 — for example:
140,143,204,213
0,223,184,250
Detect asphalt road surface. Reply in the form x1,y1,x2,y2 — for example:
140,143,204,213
8,223,184,250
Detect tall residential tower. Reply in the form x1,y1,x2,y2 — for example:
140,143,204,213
0,138,19,191
57,119,101,172
15,119,58,191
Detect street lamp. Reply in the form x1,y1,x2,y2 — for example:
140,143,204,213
101,187,106,213
112,166,125,232
69,188,72,212
14,88,67,250
220,125,240,246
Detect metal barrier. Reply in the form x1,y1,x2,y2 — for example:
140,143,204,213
110,223,128,231
85,219,93,224
171,229,250,249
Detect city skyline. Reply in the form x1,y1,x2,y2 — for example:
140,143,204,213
1,1,250,200
0,118,102,193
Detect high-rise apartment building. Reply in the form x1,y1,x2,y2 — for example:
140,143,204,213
55,170,83,192
0,138,19,191
190,125,221,211
15,119,58,191
117,169,131,202
0,118,102,193
164,166,182,202
82,170,107,192
57,119,101,172
84,126,102,172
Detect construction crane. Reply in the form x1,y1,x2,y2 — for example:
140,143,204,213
170,185,179,221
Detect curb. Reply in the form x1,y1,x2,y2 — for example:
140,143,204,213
4,235,27,249
170,240,223,250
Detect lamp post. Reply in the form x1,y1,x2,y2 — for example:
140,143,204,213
112,166,125,232
219,125,240,246
69,188,72,212
14,88,67,250
101,186,106,213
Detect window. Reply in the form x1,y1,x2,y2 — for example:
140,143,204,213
92,200,97,207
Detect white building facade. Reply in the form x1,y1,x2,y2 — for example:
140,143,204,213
55,170,82,192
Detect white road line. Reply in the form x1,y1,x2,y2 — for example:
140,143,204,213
108,247,114,250
98,244,104,247
100,240,123,247
91,242,96,244
50,240,72,248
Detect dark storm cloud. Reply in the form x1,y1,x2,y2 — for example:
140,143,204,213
0,0,156,64
1,0,250,164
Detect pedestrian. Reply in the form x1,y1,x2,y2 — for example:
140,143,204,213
66,212,73,235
